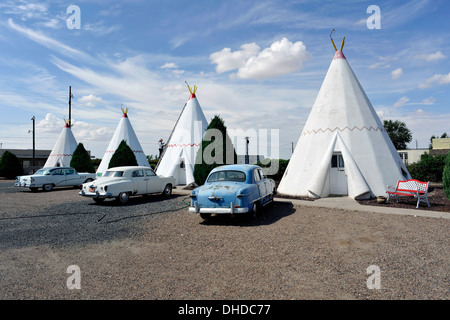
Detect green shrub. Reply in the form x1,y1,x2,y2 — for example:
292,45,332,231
193,115,237,186
256,158,290,181
108,140,138,168
443,151,450,200
0,151,24,178
408,153,446,182
70,143,95,173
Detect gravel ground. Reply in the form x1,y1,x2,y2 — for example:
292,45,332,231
0,180,448,300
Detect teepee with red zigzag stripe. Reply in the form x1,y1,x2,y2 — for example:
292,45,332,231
44,120,78,168
96,108,150,177
156,84,208,186
277,36,410,199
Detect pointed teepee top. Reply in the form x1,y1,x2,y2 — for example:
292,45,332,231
121,106,129,118
187,83,197,100
64,119,70,128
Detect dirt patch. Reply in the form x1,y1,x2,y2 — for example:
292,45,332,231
358,185,450,213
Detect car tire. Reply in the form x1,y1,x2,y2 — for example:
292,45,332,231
162,184,172,196
93,198,105,203
43,184,53,192
116,192,130,204
249,202,259,220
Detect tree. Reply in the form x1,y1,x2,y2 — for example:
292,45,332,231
70,143,95,173
108,140,138,168
0,151,24,178
383,120,412,150
193,115,237,186
408,153,446,182
443,151,450,200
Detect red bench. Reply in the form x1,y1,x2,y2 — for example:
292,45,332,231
386,179,430,209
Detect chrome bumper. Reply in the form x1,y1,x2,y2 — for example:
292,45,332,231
188,204,249,214
79,190,113,198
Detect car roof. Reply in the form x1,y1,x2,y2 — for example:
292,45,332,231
210,164,260,174
107,166,152,171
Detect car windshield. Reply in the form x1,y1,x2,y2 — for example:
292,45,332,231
34,169,51,175
207,170,246,183
103,170,124,177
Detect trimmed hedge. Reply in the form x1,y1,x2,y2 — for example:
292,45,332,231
193,115,237,186
443,151,450,200
108,140,138,168
0,151,24,178
70,143,95,173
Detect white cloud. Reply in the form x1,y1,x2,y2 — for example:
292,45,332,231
421,96,436,105
393,96,410,108
391,68,403,80
210,43,260,73
78,94,103,107
210,38,310,80
84,21,122,36
418,73,450,89
414,51,446,62
160,62,178,69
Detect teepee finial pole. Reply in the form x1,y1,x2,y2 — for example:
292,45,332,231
340,37,345,51
330,29,337,51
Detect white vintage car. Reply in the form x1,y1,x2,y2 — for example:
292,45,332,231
15,167,96,192
79,166,176,204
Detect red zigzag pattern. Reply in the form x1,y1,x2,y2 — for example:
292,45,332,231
302,126,383,136
167,143,200,147
105,150,144,154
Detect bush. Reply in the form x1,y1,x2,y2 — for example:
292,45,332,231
408,153,446,182
0,151,24,178
70,143,95,173
256,159,290,181
108,140,138,168
193,115,237,186
443,151,450,200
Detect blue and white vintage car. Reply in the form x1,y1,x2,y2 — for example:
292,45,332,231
189,164,276,220
15,167,96,192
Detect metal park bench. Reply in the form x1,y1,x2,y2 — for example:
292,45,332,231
386,179,430,209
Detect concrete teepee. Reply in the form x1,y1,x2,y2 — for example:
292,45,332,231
96,108,150,177
277,36,410,200
44,120,78,168
156,84,208,186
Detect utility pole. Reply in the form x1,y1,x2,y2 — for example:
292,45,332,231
68,86,73,127
245,137,249,164
31,116,35,169
291,142,294,154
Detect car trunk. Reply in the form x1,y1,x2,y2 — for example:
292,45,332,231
196,182,243,208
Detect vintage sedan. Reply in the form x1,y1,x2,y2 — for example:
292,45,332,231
79,166,176,204
15,167,96,192
189,164,276,220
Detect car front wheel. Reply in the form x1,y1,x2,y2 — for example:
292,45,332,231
116,192,130,204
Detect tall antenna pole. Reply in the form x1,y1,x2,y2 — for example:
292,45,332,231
31,116,35,169
68,86,73,127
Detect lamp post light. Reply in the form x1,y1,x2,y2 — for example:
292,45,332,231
31,116,35,169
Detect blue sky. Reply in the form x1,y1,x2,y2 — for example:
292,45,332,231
0,0,449,159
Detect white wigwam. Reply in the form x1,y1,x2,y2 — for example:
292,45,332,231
277,37,410,199
44,120,78,167
96,108,150,177
156,84,208,186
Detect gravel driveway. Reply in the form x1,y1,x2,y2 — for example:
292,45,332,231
0,180,448,300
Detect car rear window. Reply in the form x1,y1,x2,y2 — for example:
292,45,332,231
103,171,124,177
207,170,246,183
